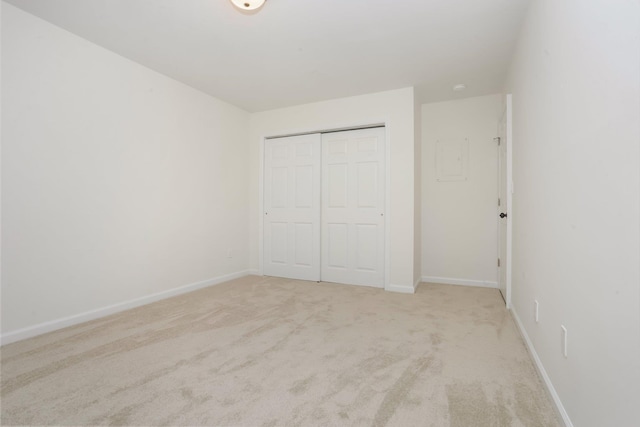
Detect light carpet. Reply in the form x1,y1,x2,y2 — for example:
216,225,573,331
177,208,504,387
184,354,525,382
1,275,562,426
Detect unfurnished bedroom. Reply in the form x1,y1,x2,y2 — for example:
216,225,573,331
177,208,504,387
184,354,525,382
1,1,638,426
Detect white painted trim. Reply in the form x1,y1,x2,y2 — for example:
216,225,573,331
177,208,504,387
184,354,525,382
323,281,384,290
421,276,498,289
258,135,265,276
248,269,261,275
511,308,573,427
414,276,422,291
383,122,391,292
0,270,251,346
385,283,416,294
505,93,513,309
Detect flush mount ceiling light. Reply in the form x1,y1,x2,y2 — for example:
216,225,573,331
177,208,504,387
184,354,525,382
230,0,266,11
453,84,467,91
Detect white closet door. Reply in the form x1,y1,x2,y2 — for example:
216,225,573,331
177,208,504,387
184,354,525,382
321,128,385,288
264,134,321,281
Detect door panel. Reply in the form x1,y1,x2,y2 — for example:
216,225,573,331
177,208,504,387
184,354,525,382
270,222,287,264
355,224,377,271
295,166,313,207
357,162,378,207
498,112,508,303
271,167,287,207
321,128,385,287
264,134,321,281
328,164,348,207
327,223,348,268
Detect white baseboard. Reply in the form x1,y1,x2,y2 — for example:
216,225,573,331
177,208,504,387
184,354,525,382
0,270,251,346
421,276,498,289
247,269,261,275
511,308,573,427
385,283,416,294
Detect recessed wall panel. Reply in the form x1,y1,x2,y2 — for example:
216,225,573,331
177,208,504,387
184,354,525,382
271,167,288,208
328,140,347,156
356,224,377,271
357,136,378,153
357,162,378,208
272,145,288,159
295,142,312,157
270,222,287,264
294,222,313,266
295,166,313,208
328,164,348,208
328,223,348,268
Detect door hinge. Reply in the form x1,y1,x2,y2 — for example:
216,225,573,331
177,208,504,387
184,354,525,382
498,198,501,207
498,258,501,267
494,137,501,146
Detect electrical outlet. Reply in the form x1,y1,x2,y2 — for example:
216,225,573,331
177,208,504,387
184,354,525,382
534,300,539,323
561,325,568,358
227,249,233,259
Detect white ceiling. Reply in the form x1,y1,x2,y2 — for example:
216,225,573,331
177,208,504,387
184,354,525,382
4,0,530,112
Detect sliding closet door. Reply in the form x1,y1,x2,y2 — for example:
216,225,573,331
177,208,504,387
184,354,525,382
321,128,385,287
264,134,321,281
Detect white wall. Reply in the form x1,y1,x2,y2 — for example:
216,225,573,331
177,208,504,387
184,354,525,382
1,4,251,338
505,0,640,425
421,94,501,286
248,88,417,292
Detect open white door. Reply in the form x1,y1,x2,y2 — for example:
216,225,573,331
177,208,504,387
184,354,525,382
263,134,321,281
497,95,512,307
497,115,507,303
321,128,385,288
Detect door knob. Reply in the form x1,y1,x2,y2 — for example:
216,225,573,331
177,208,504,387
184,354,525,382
499,212,507,218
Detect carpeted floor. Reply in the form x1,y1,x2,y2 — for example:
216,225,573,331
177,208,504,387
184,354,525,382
1,275,562,426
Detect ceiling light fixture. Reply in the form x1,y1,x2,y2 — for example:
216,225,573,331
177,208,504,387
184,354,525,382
453,84,467,91
230,0,266,11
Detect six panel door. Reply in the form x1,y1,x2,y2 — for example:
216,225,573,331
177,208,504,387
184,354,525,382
321,128,385,288
263,134,321,281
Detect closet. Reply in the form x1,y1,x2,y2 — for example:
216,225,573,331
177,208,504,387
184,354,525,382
263,127,386,288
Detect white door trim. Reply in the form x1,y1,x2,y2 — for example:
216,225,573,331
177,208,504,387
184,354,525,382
506,94,513,309
258,119,391,290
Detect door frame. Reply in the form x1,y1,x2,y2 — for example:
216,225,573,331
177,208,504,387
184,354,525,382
258,120,391,290
497,94,513,308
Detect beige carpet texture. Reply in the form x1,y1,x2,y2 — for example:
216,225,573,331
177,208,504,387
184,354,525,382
1,276,562,426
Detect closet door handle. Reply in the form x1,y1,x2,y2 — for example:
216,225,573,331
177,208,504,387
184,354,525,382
499,212,507,218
